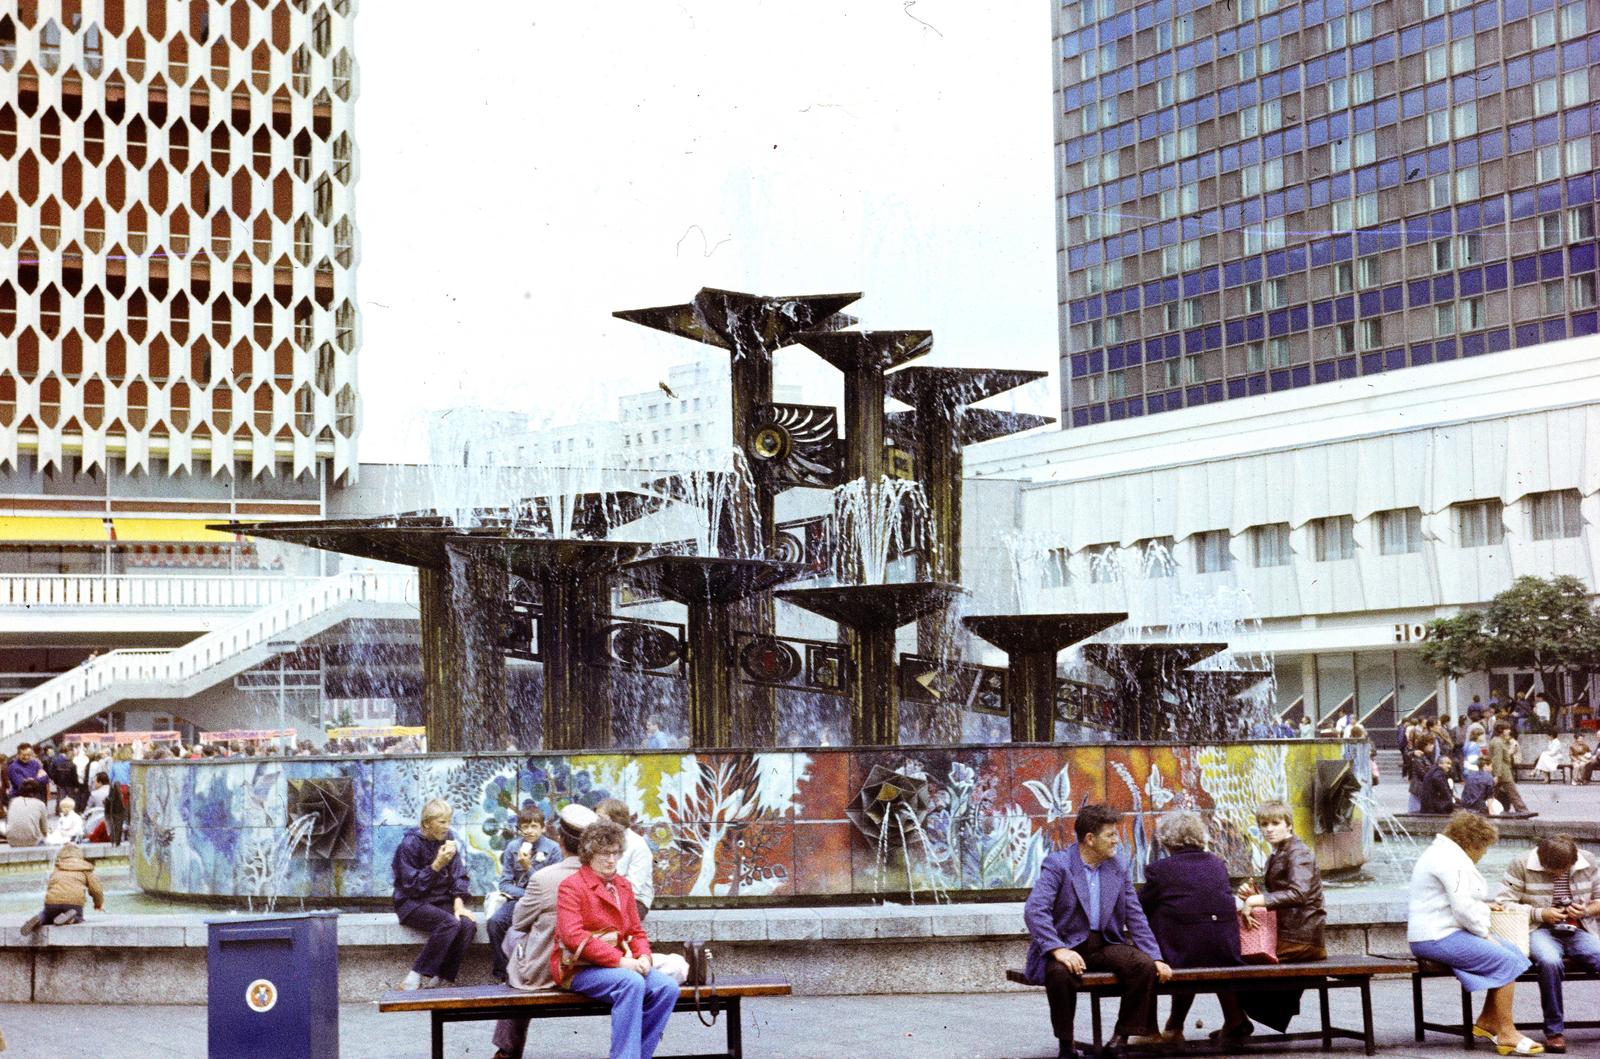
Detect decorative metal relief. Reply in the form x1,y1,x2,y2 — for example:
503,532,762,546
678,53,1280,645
745,403,843,489
739,637,802,684
898,656,1006,716
286,778,357,860
846,765,933,844
1314,758,1361,834
731,633,850,695
600,621,684,674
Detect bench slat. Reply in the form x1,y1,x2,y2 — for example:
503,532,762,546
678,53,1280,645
1005,957,1414,988
380,975,792,1013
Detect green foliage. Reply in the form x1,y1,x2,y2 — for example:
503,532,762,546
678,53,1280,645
1422,575,1600,686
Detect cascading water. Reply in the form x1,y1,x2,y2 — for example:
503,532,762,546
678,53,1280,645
827,477,932,584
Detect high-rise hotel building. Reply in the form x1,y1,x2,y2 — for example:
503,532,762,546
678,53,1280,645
1053,0,1597,427
0,0,360,495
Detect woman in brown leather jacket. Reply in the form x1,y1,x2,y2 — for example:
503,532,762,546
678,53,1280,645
1231,800,1328,1036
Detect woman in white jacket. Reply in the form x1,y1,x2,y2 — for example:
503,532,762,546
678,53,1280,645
1408,811,1539,1056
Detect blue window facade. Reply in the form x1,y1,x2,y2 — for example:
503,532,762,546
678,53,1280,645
1055,0,1600,427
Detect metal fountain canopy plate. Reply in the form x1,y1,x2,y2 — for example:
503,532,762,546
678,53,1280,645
884,366,1046,409
621,555,809,605
612,288,861,351
1180,669,1273,696
776,582,965,630
1081,642,1230,676
885,408,1056,448
962,613,1129,654
790,330,934,373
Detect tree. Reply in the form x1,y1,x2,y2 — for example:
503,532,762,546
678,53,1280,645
1424,575,1600,703
1420,612,1494,680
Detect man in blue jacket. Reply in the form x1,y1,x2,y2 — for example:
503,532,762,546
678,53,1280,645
1024,803,1172,1059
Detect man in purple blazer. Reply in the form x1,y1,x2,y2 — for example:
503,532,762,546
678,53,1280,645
1024,803,1172,1059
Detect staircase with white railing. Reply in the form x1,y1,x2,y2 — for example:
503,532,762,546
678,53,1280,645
0,571,418,751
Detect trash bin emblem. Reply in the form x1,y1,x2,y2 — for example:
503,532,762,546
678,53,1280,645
245,979,278,1013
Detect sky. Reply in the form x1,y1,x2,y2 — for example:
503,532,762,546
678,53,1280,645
353,1,1062,463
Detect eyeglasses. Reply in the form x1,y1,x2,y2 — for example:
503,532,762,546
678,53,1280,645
593,849,623,860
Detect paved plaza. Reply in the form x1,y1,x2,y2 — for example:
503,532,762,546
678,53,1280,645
2,978,1599,1058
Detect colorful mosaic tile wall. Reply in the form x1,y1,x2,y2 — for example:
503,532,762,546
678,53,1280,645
130,740,1371,903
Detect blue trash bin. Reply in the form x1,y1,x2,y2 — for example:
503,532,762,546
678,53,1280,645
208,912,340,1058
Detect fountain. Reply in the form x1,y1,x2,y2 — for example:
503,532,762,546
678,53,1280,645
126,284,1372,909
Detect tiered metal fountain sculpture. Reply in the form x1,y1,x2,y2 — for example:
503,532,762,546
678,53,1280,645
221,287,1274,752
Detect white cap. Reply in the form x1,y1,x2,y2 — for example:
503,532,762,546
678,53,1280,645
558,802,598,834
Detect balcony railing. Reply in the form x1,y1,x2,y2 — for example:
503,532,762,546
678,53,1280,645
0,575,332,610
1,572,417,742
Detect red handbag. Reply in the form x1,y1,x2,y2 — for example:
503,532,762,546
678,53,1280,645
1238,908,1279,964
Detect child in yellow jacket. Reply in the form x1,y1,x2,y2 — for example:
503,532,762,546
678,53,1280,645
20,843,104,935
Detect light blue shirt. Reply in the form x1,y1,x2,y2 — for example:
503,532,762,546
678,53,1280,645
1084,861,1103,930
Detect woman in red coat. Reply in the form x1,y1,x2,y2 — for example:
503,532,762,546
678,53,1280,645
554,819,679,1059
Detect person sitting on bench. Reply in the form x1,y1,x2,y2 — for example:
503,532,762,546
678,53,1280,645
1137,810,1250,1044
554,819,680,1059
1461,757,1497,813
1421,756,1461,814
1409,811,1540,1056
1022,802,1172,1059
491,802,598,1059
1497,834,1600,1054
392,798,476,991
1235,799,1327,1035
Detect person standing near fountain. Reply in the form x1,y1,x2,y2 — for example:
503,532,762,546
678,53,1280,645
392,798,476,991
554,819,680,1059
1491,724,1531,814
1023,802,1172,1058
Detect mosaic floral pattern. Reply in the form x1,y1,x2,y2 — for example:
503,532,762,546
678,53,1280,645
130,741,1371,902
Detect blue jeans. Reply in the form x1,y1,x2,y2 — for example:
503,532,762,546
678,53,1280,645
570,965,680,1059
1528,925,1600,1035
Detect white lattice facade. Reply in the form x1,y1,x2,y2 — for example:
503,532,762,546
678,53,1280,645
0,0,361,483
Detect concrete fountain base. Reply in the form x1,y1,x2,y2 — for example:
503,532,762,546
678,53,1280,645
0,895,1409,1004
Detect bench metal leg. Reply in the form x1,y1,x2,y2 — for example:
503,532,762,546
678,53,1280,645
1318,982,1333,1051
1360,976,1375,1056
1459,982,1474,1050
1411,973,1425,1042
431,1011,445,1059
726,996,742,1059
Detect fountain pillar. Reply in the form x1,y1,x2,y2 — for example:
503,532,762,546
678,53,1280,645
779,583,963,746
963,613,1127,743
1084,642,1228,741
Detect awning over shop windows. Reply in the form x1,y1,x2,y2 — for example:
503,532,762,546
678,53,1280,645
110,519,240,543
0,517,111,542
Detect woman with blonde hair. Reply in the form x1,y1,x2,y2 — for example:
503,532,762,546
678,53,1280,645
1409,811,1539,1055
392,798,476,991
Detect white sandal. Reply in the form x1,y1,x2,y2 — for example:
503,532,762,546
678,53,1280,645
1495,1036,1545,1056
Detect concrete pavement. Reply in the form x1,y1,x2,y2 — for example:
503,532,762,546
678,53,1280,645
3,975,1599,1058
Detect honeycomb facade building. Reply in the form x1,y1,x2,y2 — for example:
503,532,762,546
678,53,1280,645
0,0,361,483
1053,0,1599,428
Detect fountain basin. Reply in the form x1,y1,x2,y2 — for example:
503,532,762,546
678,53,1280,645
130,740,1371,904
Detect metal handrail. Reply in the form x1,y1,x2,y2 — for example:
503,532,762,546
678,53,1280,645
0,571,417,742
0,574,329,609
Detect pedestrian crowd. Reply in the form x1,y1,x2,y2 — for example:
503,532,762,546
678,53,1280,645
1400,705,1597,819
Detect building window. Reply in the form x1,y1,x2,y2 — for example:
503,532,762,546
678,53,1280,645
1435,304,1456,335
1425,46,1448,81
1086,543,1120,583
1567,139,1593,175
1252,523,1292,567
1455,500,1505,548
1327,77,1349,110
1135,536,1176,577
1529,490,1583,540
1433,239,1453,270
1427,110,1450,146
1360,319,1383,350
1458,232,1482,265
1352,70,1374,104
1333,197,1353,232
1378,508,1424,555
1536,146,1562,182
1543,279,1567,314
1194,530,1233,573
1240,106,1260,138
1354,133,1376,167
1184,298,1204,325
1571,207,1597,243
1358,256,1380,287
1533,9,1558,46
1573,275,1598,310
1044,547,1071,587
1108,369,1127,398
1451,37,1475,71
1461,296,1485,330
1337,323,1356,353
1335,263,1354,293
1312,516,1356,561
1563,69,1590,106
1562,0,1588,37
1429,173,1453,208
1270,337,1290,366
1455,167,1479,202
1535,78,1559,116
1246,282,1264,311
1245,341,1266,370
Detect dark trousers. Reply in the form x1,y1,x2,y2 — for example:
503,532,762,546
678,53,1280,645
486,899,517,980
41,903,83,926
106,788,128,845
1495,778,1529,813
1044,930,1158,1043
398,900,475,982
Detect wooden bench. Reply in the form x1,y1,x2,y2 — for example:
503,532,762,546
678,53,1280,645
1406,955,1600,1048
378,975,792,1059
1513,762,1572,783
1006,956,1410,1056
